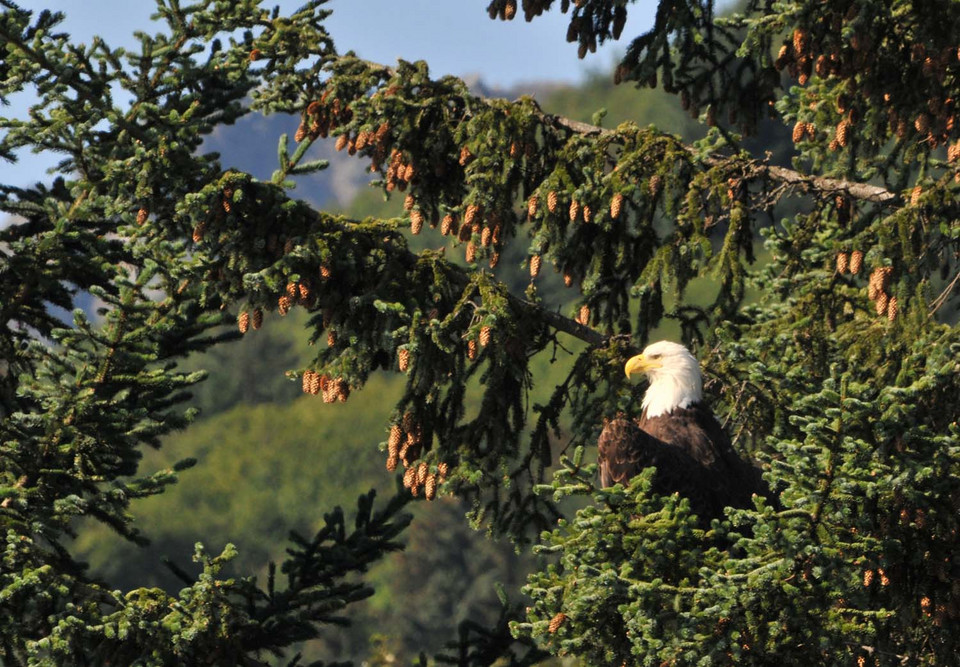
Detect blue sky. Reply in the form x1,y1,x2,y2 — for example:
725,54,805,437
4,1,659,185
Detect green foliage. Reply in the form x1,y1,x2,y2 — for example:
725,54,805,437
2,0,959,665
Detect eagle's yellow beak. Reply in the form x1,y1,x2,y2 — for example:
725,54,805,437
624,354,660,378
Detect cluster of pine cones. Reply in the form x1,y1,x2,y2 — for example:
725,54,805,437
837,251,898,321
386,415,448,500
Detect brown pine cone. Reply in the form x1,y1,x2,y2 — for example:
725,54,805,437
528,194,540,219
410,209,424,235
610,192,623,219
398,347,411,372
251,308,263,330
479,326,492,347
417,462,428,486
278,295,292,316
849,250,863,275
238,311,250,334
875,291,889,316
887,295,899,321
467,339,478,360
547,190,559,213
424,473,437,500
836,252,849,274
548,612,568,634
530,254,542,278
137,208,149,225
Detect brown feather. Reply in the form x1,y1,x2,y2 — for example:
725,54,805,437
598,403,772,522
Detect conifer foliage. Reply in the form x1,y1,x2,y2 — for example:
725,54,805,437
1,0,959,665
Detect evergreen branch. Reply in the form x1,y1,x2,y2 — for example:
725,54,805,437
353,56,897,206
547,113,897,204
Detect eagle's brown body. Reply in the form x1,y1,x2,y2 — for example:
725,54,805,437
597,403,768,522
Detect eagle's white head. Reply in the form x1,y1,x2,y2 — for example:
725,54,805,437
624,340,703,418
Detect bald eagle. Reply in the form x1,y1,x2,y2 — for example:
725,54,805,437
597,341,771,523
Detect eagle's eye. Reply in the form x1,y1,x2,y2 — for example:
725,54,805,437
649,353,661,359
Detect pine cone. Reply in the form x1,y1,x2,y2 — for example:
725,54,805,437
335,134,349,151
301,370,313,394
467,338,478,360
441,214,456,236
424,473,437,500
836,120,850,148
582,204,592,223
137,207,149,225
320,375,335,403
286,282,298,300
465,203,480,227
547,190,559,213
792,121,806,143
528,194,540,219
792,29,808,55
481,226,492,247
238,310,250,334
530,254,542,278
489,251,500,268
410,209,424,235
398,347,411,372
459,145,474,166
282,238,294,254
479,326,492,347
417,462,428,486
403,466,417,489
192,222,206,243
849,250,863,275
308,371,321,395
915,113,931,133
863,569,875,587
649,174,662,196
355,130,370,151
775,44,791,70
294,121,307,143
548,612,567,634
563,271,574,287
327,329,336,347
911,185,922,206
389,424,403,459
386,453,399,472
887,295,899,321
334,377,349,402
404,194,415,211
569,199,580,222
298,282,312,304
875,291,889,316
437,461,449,480
251,307,263,330
836,252,849,274
465,241,477,263
610,192,623,219
278,294,292,316
878,568,890,586
578,304,590,326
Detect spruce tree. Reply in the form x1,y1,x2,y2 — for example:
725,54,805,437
1,1,958,665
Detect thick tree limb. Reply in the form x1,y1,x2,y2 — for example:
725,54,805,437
549,115,897,205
